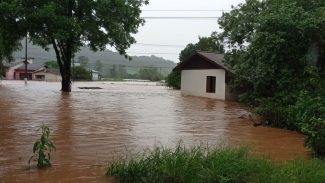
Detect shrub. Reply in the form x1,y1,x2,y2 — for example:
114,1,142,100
287,91,325,158
29,124,56,168
240,67,325,158
166,70,181,89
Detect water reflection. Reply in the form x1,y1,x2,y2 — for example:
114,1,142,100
0,81,309,182
0,94,17,176
54,95,74,165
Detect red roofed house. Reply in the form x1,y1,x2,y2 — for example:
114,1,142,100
4,59,34,80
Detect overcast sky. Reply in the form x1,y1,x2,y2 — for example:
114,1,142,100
119,0,245,63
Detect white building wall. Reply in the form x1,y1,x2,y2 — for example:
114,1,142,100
33,72,61,82
181,69,226,100
91,72,99,81
45,73,61,82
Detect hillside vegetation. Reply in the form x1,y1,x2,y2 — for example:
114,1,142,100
14,41,176,77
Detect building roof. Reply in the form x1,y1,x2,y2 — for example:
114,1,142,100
47,69,60,75
3,59,33,68
16,63,44,71
90,70,99,73
175,51,230,71
33,67,60,75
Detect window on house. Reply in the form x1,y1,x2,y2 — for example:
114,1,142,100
206,76,216,93
19,73,32,80
36,75,45,80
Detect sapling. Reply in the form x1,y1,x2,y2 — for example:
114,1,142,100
29,124,55,168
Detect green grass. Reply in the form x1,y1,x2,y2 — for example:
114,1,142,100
106,144,325,183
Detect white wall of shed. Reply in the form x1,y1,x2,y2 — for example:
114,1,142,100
181,69,226,100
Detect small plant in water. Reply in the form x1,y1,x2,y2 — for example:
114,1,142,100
29,124,55,168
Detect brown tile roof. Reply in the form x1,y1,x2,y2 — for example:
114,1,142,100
33,67,60,75
196,51,228,70
175,51,231,72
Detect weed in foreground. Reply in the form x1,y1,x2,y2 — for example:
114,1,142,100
28,124,56,168
106,143,325,183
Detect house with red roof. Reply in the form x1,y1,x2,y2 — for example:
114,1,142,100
4,59,35,80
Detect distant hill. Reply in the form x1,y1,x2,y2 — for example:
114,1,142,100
13,41,176,76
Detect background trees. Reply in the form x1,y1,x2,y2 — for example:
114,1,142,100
138,67,164,81
44,60,59,69
72,66,91,81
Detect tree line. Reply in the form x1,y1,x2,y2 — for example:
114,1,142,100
45,59,165,81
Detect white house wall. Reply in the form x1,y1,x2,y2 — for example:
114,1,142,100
92,73,99,80
45,73,61,82
181,69,226,100
33,72,62,82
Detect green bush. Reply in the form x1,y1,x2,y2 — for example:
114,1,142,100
238,66,325,158
106,144,325,183
166,70,181,89
287,91,325,158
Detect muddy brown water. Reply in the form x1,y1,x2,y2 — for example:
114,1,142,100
0,81,309,182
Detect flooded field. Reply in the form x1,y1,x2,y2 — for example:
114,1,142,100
0,81,309,182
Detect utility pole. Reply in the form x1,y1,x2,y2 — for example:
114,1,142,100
24,34,28,86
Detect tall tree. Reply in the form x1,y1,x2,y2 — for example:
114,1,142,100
9,0,148,92
0,1,25,65
179,34,225,62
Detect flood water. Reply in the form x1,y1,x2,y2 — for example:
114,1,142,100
0,81,309,182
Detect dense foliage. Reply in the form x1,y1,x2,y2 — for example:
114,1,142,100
44,60,59,69
219,0,325,157
107,144,325,183
1,0,148,92
0,1,24,64
138,67,164,81
166,34,224,89
166,69,181,89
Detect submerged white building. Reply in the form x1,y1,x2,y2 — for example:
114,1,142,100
177,51,238,101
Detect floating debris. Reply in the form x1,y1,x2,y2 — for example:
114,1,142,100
78,87,103,89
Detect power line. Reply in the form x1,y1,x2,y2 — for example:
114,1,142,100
88,63,174,69
127,52,179,55
135,43,184,47
141,16,220,19
142,9,231,12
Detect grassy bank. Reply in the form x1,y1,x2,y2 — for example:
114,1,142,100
106,144,325,183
